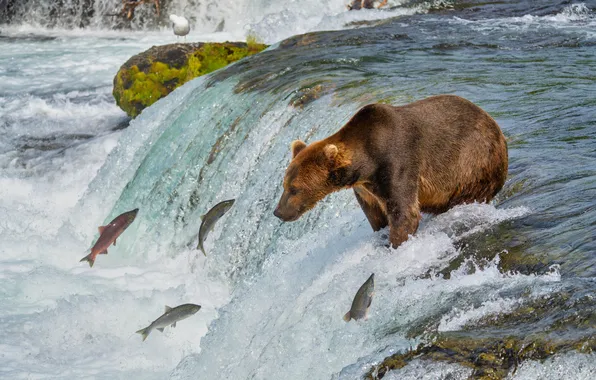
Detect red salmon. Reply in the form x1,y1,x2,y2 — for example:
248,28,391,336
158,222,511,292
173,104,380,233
79,208,138,267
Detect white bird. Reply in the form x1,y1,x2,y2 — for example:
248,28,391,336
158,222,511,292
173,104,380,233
169,14,190,41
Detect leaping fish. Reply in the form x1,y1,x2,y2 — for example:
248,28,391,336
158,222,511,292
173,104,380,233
197,199,235,256
79,208,138,267
136,303,201,341
343,273,375,322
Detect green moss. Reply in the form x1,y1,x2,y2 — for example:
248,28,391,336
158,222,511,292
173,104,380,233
186,42,267,77
185,54,203,81
113,42,268,117
246,31,265,49
113,64,168,117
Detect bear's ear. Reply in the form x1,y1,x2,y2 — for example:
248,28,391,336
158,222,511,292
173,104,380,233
323,144,339,162
291,140,307,158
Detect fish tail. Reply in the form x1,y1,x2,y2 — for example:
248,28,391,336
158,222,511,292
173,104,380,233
343,311,351,322
197,242,206,256
135,326,151,341
79,253,95,268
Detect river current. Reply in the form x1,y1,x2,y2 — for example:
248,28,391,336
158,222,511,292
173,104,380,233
0,1,594,379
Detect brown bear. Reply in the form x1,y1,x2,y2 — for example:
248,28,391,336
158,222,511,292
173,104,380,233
273,95,508,248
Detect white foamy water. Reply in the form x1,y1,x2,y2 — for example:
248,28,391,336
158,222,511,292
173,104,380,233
447,3,596,35
382,360,473,380
2,0,425,44
512,352,596,379
1,1,595,379
171,205,549,379
0,4,413,376
438,296,521,332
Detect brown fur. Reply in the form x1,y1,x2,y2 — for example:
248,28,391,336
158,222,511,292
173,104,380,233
274,95,508,248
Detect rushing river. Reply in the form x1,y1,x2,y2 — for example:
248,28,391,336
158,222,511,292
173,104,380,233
0,0,594,379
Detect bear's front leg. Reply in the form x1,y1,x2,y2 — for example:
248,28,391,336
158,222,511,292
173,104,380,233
379,163,422,248
386,198,421,248
353,187,388,231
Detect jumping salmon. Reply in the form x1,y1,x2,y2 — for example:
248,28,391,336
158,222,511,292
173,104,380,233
343,273,375,322
79,208,138,267
136,303,201,341
197,199,235,256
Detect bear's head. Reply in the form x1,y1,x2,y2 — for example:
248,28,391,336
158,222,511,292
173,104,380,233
274,139,350,222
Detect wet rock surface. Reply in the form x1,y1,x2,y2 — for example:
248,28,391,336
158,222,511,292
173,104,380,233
113,41,268,117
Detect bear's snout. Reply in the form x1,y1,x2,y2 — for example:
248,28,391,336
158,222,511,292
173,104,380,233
273,207,282,219
273,201,301,222
273,206,296,222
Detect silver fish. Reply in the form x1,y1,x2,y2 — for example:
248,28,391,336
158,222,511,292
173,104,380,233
135,303,201,341
197,199,235,255
343,273,375,322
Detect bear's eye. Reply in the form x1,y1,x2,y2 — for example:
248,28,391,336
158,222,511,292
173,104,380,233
289,187,299,196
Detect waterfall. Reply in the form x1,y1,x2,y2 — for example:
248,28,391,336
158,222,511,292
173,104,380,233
3,1,593,378
68,26,551,378
1,0,239,31
0,0,422,38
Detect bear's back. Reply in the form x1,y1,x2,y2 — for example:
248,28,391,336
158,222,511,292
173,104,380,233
341,95,508,212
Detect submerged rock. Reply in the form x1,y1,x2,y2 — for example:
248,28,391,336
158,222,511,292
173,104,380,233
387,288,596,379
113,41,268,117
367,333,595,379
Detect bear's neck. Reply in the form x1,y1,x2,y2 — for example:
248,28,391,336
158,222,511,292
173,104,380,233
323,135,363,189
328,162,361,188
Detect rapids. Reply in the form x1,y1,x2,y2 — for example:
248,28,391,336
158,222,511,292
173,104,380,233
0,1,595,379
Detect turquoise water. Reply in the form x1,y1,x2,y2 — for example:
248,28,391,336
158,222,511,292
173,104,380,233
1,1,594,379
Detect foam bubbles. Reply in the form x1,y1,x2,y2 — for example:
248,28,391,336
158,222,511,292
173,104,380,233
3,0,429,44
513,353,596,379
438,297,520,332
0,32,230,379
245,0,422,43
448,2,595,35
170,203,543,380
381,359,473,380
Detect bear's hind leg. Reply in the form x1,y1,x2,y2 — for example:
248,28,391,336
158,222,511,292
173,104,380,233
354,187,388,231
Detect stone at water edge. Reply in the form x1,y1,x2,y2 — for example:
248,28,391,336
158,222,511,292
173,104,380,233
112,41,268,118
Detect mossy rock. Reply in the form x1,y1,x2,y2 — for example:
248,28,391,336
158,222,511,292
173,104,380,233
366,334,595,379
113,41,268,117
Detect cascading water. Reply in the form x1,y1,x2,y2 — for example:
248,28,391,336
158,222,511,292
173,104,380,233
0,0,361,33
1,0,237,30
1,1,595,379
1,0,437,40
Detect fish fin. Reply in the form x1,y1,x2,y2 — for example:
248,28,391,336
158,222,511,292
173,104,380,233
113,239,116,246
172,322,176,328
157,327,165,333
100,250,108,255
200,214,206,221
368,298,372,308
196,240,206,256
343,311,351,322
165,305,172,313
135,327,150,341
98,226,106,234
79,253,95,268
